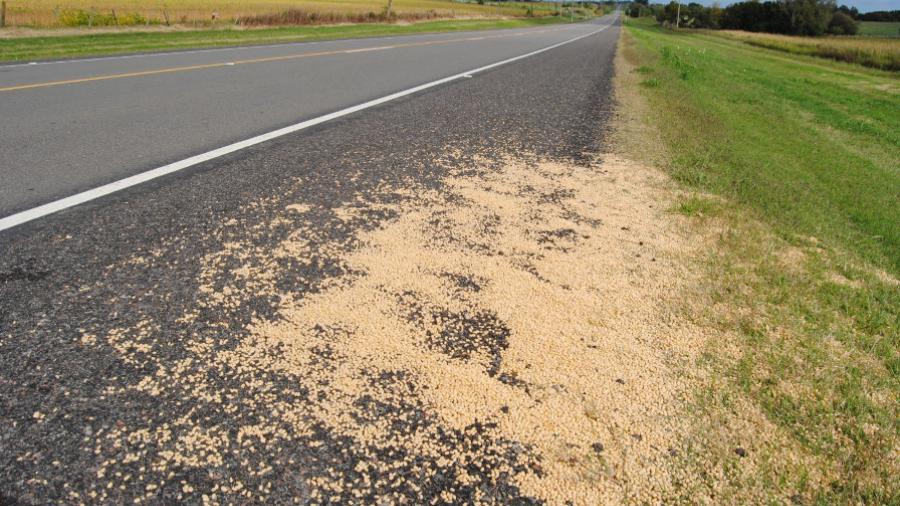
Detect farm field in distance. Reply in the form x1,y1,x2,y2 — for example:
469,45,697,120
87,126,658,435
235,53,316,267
0,17,572,61
0,0,560,28
619,17,899,503
859,20,900,37
0,0,603,62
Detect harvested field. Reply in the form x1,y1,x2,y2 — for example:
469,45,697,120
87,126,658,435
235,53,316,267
0,0,559,28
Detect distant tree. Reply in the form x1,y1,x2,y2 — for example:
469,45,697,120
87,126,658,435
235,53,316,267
784,0,833,36
651,0,867,36
828,11,858,34
858,10,900,22
626,1,652,18
719,0,834,35
836,4,859,19
687,2,721,28
721,1,791,33
656,1,679,25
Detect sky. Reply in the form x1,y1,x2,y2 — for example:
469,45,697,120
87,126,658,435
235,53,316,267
684,0,899,13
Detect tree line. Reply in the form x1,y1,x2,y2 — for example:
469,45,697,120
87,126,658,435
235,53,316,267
627,0,899,36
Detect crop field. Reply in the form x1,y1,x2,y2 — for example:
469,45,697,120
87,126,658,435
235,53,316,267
620,18,899,503
0,17,573,61
712,29,900,71
0,0,561,28
859,20,900,38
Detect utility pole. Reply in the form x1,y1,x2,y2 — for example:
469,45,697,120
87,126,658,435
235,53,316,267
675,1,681,28
1,1,6,29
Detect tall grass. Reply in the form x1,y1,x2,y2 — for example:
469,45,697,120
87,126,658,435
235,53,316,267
236,8,442,26
713,29,900,71
1,0,559,28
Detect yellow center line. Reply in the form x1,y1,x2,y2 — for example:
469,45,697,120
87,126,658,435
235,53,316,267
0,27,574,93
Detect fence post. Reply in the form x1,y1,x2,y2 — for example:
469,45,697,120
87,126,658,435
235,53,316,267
1,1,7,29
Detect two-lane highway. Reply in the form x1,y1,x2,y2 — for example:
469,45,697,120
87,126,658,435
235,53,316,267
1,14,621,504
1,18,614,220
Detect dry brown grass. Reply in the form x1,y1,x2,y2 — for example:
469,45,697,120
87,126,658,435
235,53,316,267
711,29,900,71
237,8,441,26
1,0,552,28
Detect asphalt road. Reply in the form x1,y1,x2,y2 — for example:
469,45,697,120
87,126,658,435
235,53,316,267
1,14,620,504
3,18,610,218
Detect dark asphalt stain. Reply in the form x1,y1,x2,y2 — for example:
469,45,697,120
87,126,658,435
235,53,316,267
399,290,512,378
0,19,619,504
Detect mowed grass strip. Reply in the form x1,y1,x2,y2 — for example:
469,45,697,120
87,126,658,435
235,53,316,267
0,17,569,62
622,18,899,503
711,28,900,71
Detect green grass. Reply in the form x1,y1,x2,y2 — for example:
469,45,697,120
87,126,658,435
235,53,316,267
671,195,721,217
622,18,899,504
859,21,900,38
0,16,571,62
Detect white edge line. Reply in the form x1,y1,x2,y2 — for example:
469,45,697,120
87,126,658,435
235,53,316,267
0,20,612,233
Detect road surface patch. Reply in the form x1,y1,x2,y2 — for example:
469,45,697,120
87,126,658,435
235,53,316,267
0,22,610,231
0,25,585,93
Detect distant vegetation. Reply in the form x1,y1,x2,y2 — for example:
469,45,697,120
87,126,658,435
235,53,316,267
625,0,900,70
0,0,609,28
628,0,900,37
856,9,900,22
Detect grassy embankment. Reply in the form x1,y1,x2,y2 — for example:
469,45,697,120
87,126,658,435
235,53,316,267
619,18,898,504
0,16,580,62
859,21,900,38
711,29,900,71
